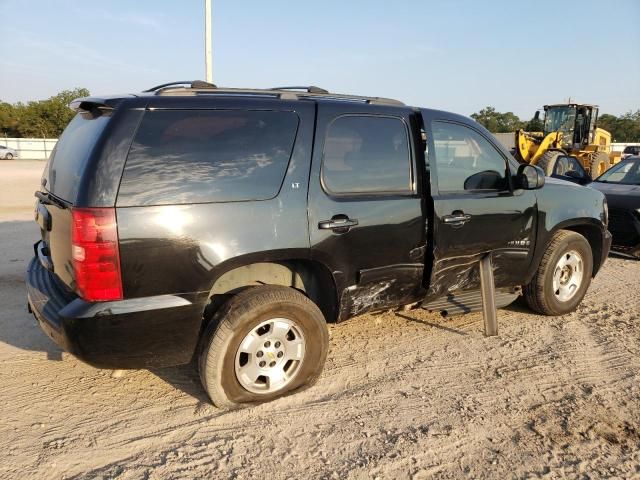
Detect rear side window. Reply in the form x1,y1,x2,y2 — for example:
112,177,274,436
321,115,413,195
117,110,299,206
44,113,110,202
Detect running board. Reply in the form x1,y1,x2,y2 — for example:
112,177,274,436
422,288,520,317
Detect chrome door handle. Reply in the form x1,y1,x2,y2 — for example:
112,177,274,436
442,213,472,225
318,216,358,232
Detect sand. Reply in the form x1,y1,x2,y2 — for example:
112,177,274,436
1,160,638,479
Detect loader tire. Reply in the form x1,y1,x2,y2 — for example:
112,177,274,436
536,150,564,176
589,152,610,179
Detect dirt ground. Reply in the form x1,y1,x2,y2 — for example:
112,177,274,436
1,160,639,479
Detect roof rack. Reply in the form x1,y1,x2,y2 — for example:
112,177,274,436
143,80,217,92
269,86,329,94
145,80,404,106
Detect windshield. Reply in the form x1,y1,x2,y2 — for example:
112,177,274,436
544,106,576,136
595,157,640,185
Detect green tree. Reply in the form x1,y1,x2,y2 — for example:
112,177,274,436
470,106,524,133
524,115,544,132
0,101,20,137
0,87,89,138
597,111,640,142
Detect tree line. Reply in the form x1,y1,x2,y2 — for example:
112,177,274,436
1,89,639,142
0,88,89,138
471,106,640,142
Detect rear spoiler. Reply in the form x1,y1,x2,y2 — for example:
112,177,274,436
68,96,130,113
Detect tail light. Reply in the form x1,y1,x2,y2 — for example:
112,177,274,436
71,208,123,302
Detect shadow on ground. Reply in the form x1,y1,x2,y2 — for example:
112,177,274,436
151,361,211,403
0,220,65,360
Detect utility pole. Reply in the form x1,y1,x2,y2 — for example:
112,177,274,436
205,0,213,83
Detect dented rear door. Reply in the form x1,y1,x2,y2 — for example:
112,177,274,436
308,103,427,320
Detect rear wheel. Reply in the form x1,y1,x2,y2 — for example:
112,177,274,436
524,230,593,316
589,151,610,178
536,150,565,175
198,285,329,409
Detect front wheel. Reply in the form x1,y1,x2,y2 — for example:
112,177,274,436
198,285,329,409
524,230,593,316
5,153,13,160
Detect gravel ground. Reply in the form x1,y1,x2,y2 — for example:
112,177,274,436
1,160,638,479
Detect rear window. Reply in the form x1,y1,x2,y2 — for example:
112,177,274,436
44,113,110,202
117,110,299,206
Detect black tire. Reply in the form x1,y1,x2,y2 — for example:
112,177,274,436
198,285,329,409
589,151,610,179
536,150,565,176
5,153,13,160
524,230,593,316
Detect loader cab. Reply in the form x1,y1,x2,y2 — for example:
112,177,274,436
543,104,598,150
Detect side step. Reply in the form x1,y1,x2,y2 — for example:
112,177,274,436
422,288,520,317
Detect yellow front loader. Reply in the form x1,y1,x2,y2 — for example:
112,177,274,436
515,103,621,179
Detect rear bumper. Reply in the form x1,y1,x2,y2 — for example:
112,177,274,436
26,256,206,369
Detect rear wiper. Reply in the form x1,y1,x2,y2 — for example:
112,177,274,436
35,190,67,209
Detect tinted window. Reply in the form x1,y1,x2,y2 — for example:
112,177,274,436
432,122,508,192
118,110,299,206
44,112,110,202
321,115,412,195
553,156,587,178
596,158,640,185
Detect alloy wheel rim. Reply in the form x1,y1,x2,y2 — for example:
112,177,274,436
234,318,306,394
552,250,584,302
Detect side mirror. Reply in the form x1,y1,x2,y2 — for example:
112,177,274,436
516,164,545,190
463,170,504,190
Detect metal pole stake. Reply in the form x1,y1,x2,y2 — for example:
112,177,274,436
479,254,498,336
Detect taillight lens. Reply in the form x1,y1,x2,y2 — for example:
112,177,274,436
71,208,123,302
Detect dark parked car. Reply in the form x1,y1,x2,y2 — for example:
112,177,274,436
26,82,611,408
591,156,640,258
622,145,640,159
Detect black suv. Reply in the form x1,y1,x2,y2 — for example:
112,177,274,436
27,82,612,408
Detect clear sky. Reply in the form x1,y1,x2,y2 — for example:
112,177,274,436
1,0,638,119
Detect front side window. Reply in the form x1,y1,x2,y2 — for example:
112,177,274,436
553,156,584,176
432,121,508,193
321,115,412,195
118,110,299,205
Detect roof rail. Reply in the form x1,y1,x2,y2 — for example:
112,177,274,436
143,80,216,92
270,86,329,94
148,81,404,106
